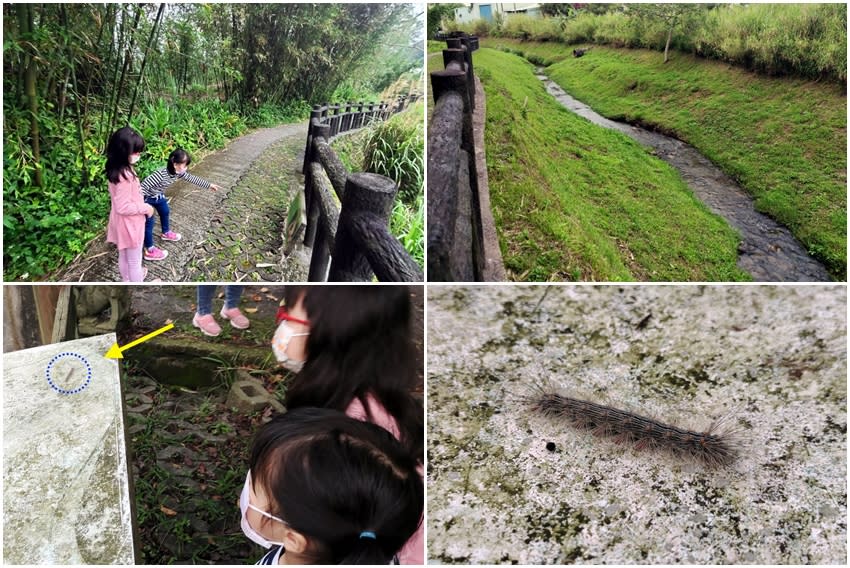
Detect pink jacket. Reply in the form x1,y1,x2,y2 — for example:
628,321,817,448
106,171,148,250
346,394,424,565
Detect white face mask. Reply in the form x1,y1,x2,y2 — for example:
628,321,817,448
272,321,309,372
240,471,287,549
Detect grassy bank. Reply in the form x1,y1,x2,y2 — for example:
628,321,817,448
485,38,846,279
471,47,747,281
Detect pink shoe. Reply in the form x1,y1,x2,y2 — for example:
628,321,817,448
144,246,168,261
192,313,221,337
220,307,250,330
161,231,182,242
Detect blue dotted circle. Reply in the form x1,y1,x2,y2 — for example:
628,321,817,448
45,352,93,395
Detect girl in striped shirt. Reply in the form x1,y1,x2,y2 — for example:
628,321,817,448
140,148,222,260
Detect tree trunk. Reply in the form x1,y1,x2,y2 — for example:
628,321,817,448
60,3,89,186
103,5,125,144
128,3,165,122
83,4,109,118
110,5,143,130
664,28,672,63
17,4,43,188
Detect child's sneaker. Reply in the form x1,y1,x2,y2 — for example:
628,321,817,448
144,246,168,261
161,231,182,242
220,307,250,329
192,313,221,337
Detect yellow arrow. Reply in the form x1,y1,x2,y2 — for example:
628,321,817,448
105,323,174,359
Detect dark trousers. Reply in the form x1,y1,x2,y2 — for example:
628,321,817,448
144,194,170,249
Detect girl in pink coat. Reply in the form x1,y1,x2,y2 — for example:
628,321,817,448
105,127,154,281
271,286,425,564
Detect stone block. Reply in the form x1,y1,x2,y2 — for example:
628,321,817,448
3,333,136,564
226,374,285,414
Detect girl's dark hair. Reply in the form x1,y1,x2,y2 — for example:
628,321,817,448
283,286,423,462
105,126,145,183
167,147,192,175
250,407,423,564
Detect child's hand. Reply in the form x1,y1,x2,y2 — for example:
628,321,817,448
146,205,155,217
210,184,221,192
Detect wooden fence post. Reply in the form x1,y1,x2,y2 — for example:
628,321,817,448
304,122,331,249
460,36,476,101
355,101,365,128
332,103,344,136
428,68,471,280
302,105,323,175
329,173,398,281
342,102,353,132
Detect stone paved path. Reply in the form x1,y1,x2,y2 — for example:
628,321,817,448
55,123,309,282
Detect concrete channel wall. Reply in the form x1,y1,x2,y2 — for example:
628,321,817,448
3,333,136,564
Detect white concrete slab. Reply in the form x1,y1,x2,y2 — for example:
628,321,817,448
3,333,135,564
428,285,847,564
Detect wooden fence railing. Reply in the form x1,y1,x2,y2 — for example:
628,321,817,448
300,94,424,282
427,33,488,281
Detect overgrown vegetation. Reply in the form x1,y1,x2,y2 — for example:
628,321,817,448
465,48,747,281
332,102,425,269
3,3,422,280
445,3,847,83
484,39,845,278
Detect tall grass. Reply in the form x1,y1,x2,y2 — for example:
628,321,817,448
446,4,846,82
333,101,424,268
695,4,847,81
363,101,424,205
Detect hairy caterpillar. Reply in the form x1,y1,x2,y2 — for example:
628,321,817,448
527,390,740,468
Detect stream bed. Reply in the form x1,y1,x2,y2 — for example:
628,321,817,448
536,70,830,282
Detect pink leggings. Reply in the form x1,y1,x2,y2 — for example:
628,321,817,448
118,247,145,282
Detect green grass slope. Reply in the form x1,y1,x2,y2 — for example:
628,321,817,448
473,47,747,281
485,39,847,279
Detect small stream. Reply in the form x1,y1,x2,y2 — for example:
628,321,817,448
535,70,830,282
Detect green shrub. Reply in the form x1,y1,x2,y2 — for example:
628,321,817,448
553,3,847,82
390,192,424,268
361,102,424,267
363,102,424,205
561,11,599,45
500,14,563,42
696,3,847,81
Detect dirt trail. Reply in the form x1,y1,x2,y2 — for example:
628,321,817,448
55,123,309,283
536,70,830,282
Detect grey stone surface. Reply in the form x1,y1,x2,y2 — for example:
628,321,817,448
427,285,846,564
3,333,135,564
471,75,505,281
226,374,286,414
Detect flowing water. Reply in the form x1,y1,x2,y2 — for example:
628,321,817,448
536,70,830,282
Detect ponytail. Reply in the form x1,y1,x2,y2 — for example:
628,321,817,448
250,408,423,564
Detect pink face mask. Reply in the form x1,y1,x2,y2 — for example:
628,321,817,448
240,471,287,549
